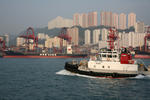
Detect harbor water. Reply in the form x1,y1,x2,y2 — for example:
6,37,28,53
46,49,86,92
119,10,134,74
0,58,150,100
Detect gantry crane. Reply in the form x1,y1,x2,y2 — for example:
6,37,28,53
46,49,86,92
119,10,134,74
19,27,38,51
0,38,5,51
57,27,71,53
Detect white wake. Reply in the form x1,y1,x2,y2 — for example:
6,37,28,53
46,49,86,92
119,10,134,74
56,69,76,76
134,74,150,79
56,69,97,79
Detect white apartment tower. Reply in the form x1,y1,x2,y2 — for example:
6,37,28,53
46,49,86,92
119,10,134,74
67,27,79,46
112,13,119,29
16,37,25,46
119,13,126,30
73,13,82,26
119,32,146,48
100,11,113,27
128,13,136,28
84,29,91,45
81,13,88,28
135,22,145,33
73,13,88,28
88,11,98,27
93,29,100,44
101,28,108,41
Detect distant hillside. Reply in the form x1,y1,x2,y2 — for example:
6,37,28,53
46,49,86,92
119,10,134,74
34,27,61,37
48,16,73,30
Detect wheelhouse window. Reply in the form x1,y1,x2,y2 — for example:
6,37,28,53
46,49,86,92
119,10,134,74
102,54,106,57
108,55,112,58
113,55,117,58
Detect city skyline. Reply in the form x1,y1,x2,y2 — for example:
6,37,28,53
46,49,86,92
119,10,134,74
0,0,150,35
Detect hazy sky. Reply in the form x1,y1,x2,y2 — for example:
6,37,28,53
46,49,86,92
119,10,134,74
0,0,150,35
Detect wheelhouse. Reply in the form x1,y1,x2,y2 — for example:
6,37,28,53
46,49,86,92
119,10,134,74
96,49,120,62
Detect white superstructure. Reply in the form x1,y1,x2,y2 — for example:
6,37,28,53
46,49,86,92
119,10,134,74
88,49,138,73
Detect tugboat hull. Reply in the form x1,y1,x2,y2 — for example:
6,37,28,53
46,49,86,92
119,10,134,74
65,62,138,78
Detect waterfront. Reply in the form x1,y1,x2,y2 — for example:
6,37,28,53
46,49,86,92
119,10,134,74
0,58,150,100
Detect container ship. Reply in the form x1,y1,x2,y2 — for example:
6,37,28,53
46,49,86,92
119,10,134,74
1,27,87,58
2,47,87,58
3,51,87,58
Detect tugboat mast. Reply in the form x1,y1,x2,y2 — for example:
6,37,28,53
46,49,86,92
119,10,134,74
107,28,119,50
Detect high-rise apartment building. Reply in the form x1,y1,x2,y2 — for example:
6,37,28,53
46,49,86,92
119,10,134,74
119,32,146,48
112,13,119,29
101,28,108,41
128,13,136,28
101,12,137,30
73,13,88,28
72,27,79,46
3,34,9,47
67,27,79,46
100,11,113,27
119,13,126,30
45,37,67,48
81,13,88,28
93,29,100,44
45,37,60,48
100,11,105,26
88,11,98,27
16,37,25,46
84,29,91,45
73,13,82,26
73,12,97,27
135,21,144,33
119,32,129,48
98,28,109,49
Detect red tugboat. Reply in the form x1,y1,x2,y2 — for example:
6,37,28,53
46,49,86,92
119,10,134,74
65,28,149,78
